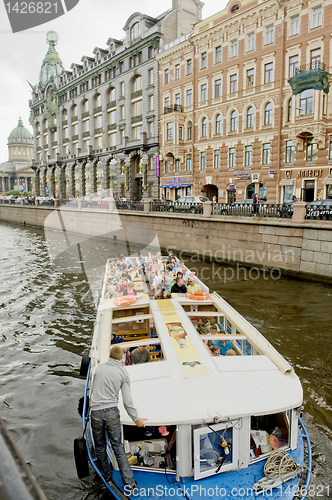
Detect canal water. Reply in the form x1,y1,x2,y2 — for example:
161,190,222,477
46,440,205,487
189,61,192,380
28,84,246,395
0,221,331,500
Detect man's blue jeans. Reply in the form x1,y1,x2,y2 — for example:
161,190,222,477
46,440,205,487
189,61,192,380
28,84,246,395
91,407,135,486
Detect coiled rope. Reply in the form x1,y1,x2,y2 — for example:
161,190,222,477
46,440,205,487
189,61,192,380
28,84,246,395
264,449,303,484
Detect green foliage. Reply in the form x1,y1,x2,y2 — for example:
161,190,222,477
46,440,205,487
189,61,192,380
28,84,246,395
6,190,21,196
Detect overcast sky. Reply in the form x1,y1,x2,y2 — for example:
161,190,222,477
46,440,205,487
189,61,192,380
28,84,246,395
0,0,228,162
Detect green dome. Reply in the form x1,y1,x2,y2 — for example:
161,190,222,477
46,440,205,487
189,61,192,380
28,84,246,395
9,118,33,140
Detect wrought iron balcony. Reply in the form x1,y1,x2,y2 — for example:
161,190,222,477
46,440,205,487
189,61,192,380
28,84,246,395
164,104,183,114
288,60,330,95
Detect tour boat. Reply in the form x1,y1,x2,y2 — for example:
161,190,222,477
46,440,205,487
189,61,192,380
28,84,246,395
75,256,312,500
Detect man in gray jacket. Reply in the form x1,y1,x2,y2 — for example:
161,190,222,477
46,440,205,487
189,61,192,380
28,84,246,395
90,345,146,491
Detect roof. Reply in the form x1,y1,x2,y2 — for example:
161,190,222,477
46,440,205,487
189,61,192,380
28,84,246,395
8,118,33,140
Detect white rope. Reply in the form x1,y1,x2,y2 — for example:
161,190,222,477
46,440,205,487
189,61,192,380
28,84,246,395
264,449,301,483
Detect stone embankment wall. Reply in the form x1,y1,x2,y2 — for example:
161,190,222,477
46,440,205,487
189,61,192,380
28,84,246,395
1,204,332,281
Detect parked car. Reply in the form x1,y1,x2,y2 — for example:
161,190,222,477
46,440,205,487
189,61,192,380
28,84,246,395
87,196,102,207
228,199,254,215
168,196,209,214
306,199,332,219
131,198,171,211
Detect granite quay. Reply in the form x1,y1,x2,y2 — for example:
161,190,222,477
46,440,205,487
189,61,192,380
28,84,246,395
1,203,332,281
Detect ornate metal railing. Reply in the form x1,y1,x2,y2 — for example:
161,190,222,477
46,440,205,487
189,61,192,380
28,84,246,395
295,60,326,74
305,202,332,220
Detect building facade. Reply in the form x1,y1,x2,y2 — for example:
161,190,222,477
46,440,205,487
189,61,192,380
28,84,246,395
29,0,203,201
0,118,34,193
157,0,332,203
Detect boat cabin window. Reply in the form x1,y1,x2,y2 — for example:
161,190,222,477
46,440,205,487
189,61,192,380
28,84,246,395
250,412,289,460
123,425,176,470
193,422,239,480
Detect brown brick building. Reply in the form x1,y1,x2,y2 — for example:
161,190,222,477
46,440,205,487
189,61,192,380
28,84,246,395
157,0,332,203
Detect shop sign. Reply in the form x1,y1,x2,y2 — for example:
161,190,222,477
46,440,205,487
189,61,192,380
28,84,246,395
234,171,251,180
156,156,160,177
298,169,323,178
252,173,260,183
268,171,275,178
228,184,236,190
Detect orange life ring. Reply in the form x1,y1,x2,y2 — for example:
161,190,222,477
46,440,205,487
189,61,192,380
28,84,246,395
185,291,210,301
113,296,138,307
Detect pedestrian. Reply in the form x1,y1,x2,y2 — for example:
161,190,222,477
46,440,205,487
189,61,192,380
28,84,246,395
90,345,146,492
253,193,259,215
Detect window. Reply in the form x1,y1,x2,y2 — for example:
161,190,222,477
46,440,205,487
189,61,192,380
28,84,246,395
187,121,192,140
312,6,322,28
179,126,183,141
215,79,221,98
229,147,235,169
187,59,192,75
167,123,173,141
132,100,142,116
286,140,295,163
186,155,192,171
265,62,273,84
245,145,252,167
300,90,313,115
175,159,180,172
187,89,193,106
165,69,169,84
266,25,274,44
247,107,254,129
247,68,254,88
216,114,222,134
148,121,153,138
262,143,270,165
202,117,207,137
201,52,207,69
287,99,292,122
329,137,332,160
149,95,154,111
306,137,317,162
148,46,153,59
165,96,170,109
264,102,273,125
132,124,142,141
120,82,124,96
109,88,116,102
165,160,169,173
133,76,142,92
231,40,238,58
110,110,116,124
248,32,255,51
214,150,220,169
291,15,299,35
175,93,181,106
310,49,321,69
174,64,180,80
130,22,140,41
201,84,207,102
148,69,154,85
215,46,221,63
289,55,298,77
200,151,206,170
230,110,237,131
230,74,237,93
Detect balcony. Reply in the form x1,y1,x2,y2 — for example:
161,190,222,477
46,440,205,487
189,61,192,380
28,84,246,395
108,124,117,131
107,101,116,110
82,111,89,119
71,115,78,123
288,61,330,95
164,104,183,114
94,106,102,114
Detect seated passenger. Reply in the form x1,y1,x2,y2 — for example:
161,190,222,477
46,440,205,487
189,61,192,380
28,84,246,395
212,345,221,356
154,288,163,300
198,317,211,335
119,277,128,295
170,257,179,269
160,271,171,292
171,277,187,294
212,339,233,356
176,271,184,280
210,324,221,335
111,331,125,344
105,284,119,300
167,250,174,263
123,282,136,296
131,345,151,364
163,290,172,299
179,261,195,281
187,278,201,292
166,261,176,273
226,349,237,356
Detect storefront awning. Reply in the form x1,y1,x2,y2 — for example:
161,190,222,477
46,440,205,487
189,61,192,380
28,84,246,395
160,184,192,188
279,178,295,186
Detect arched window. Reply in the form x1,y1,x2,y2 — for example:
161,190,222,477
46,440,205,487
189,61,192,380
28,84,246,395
109,87,116,102
216,114,222,134
82,100,89,113
132,76,142,92
95,94,101,107
246,107,254,129
264,102,273,125
230,110,237,131
71,104,77,118
187,121,192,140
287,98,292,122
202,117,207,137
130,22,141,41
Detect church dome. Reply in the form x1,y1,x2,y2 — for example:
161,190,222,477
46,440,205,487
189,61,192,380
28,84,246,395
9,118,33,141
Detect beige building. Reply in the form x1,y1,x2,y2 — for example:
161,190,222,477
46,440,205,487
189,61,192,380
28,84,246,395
0,118,34,193
157,0,332,203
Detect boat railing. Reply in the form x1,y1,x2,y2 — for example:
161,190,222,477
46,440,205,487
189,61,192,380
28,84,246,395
212,292,292,373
